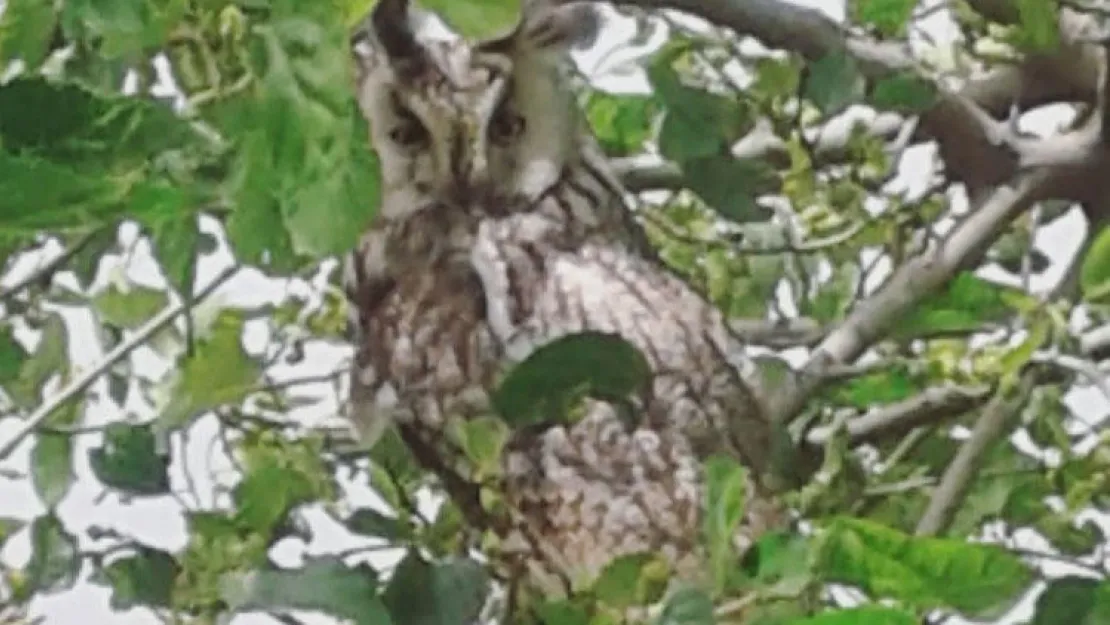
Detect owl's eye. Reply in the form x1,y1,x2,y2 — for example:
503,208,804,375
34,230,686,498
489,109,525,145
389,111,429,148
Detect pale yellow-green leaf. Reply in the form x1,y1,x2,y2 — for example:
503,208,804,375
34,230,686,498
93,285,169,330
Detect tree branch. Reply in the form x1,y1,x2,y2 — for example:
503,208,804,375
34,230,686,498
0,265,240,461
0,231,100,305
804,383,993,447
914,372,1036,537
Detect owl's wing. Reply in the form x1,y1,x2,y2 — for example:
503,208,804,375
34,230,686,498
469,218,772,474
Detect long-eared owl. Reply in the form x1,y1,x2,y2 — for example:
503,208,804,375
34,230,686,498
343,0,784,594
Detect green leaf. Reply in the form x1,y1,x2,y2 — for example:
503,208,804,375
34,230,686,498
818,517,1033,617
382,550,489,625
93,284,169,330
59,0,188,60
0,325,28,384
592,552,670,608
222,558,390,625
535,600,591,625
851,0,916,37
829,365,919,408
96,547,180,610
88,423,170,496
1080,227,1110,302
24,514,80,596
586,92,657,156
789,606,917,625
0,517,24,546
9,313,68,409
31,432,74,509
1015,0,1059,53
68,224,120,288
657,586,714,625
345,508,413,541
1031,577,1110,625
233,433,333,534
0,0,58,69
420,0,521,38
648,57,750,163
156,310,261,432
492,331,652,427
802,53,865,116
682,156,775,222
219,17,379,266
148,214,199,297
868,73,938,113
891,273,1019,340
702,455,747,596
450,415,509,481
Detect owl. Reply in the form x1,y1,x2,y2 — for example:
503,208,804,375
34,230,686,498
343,0,784,596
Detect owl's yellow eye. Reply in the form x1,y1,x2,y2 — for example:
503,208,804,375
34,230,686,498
489,109,525,145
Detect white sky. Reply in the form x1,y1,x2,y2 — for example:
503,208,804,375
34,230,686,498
0,1,1104,624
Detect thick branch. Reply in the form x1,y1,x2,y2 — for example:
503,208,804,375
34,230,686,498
768,170,1051,424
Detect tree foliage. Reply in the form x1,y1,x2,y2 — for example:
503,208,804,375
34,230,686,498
0,0,1108,624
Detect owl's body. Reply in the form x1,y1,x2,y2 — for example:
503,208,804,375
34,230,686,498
344,0,781,594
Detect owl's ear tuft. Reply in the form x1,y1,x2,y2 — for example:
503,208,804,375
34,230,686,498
350,0,430,76
478,1,601,56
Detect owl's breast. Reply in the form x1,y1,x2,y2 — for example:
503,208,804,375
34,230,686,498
350,258,503,430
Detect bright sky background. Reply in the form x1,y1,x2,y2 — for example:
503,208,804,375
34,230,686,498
0,1,1104,624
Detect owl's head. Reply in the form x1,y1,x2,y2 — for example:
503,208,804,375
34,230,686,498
351,0,600,220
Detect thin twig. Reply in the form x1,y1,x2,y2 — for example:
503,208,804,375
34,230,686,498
0,231,100,304
0,265,239,461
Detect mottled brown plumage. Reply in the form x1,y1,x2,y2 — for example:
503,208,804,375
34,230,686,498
343,0,783,596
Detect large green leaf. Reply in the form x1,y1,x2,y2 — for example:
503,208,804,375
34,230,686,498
818,517,1033,617
8,313,69,409
657,586,714,625
59,0,189,60
1080,227,1110,302
156,310,261,432
802,53,865,116
31,431,75,509
218,13,380,267
591,552,670,608
850,0,916,37
92,284,169,330
382,550,489,625
222,558,391,625
0,0,58,69
681,156,775,222
420,0,521,38
0,325,29,384
232,432,334,534
890,273,1023,340
492,331,652,427
586,92,657,157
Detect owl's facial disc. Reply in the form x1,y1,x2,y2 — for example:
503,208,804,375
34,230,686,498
352,0,601,219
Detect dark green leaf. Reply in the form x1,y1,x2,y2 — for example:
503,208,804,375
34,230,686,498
818,517,1033,617
492,331,652,427
535,600,591,625
803,53,865,116
1031,577,1110,625
0,517,24,546
148,214,199,296
0,0,58,69
657,586,714,625
24,514,79,596
851,0,916,37
97,547,180,610
789,606,917,625
59,0,188,60
828,365,919,408
345,508,413,541
382,550,489,625
420,0,521,38
682,156,776,222
648,57,750,163
31,432,74,509
88,423,170,496
890,273,1023,340
703,455,747,595
0,325,28,384
68,224,120,288
221,558,390,625
868,73,938,113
